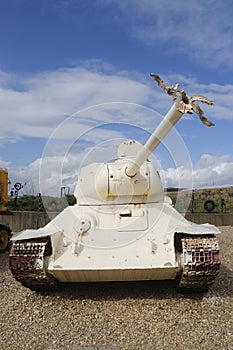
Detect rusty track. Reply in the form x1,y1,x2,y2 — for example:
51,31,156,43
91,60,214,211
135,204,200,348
177,235,221,292
10,235,220,292
9,239,58,290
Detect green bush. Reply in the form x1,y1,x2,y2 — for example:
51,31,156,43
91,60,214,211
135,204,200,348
6,194,76,211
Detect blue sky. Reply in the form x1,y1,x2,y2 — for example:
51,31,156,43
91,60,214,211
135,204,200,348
0,0,233,195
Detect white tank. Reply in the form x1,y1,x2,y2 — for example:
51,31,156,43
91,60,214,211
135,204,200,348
9,74,221,292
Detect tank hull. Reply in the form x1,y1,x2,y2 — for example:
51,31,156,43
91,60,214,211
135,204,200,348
10,202,220,291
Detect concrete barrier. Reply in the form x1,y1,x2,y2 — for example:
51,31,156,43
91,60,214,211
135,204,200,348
185,213,233,226
0,211,57,232
0,211,232,233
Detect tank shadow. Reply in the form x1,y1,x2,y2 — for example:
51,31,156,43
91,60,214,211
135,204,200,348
41,279,178,300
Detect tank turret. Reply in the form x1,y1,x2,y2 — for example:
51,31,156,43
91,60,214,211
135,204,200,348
10,74,221,293
74,139,164,205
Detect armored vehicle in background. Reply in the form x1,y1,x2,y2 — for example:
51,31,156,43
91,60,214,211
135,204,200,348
9,74,221,292
0,169,12,253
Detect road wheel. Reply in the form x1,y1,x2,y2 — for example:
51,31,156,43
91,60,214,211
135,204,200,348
204,199,215,213
0,225,12,253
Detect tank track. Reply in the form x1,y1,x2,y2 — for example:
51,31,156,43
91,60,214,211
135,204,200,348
9,239,58,290
177,235,220,292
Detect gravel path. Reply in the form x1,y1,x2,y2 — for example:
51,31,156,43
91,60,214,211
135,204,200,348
0,226,232,350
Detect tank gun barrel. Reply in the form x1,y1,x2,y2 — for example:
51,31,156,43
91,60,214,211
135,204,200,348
125,73,215,178
125,100,183,177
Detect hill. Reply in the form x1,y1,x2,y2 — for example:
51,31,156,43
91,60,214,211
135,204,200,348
166,186,233,213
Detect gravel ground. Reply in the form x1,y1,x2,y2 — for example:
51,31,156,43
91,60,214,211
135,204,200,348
0,226,232,350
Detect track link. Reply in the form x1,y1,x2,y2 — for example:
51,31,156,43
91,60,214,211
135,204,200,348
9,239,58,290
177,235,220,292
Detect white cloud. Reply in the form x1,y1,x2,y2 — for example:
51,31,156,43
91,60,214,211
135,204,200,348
163,154,233,189
0,65,155,143
0,159,10,168
0,64,232,146
1,62,233,197
98,0,233,69
49,0,233,71
10,151,233,198
9,143,122,196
